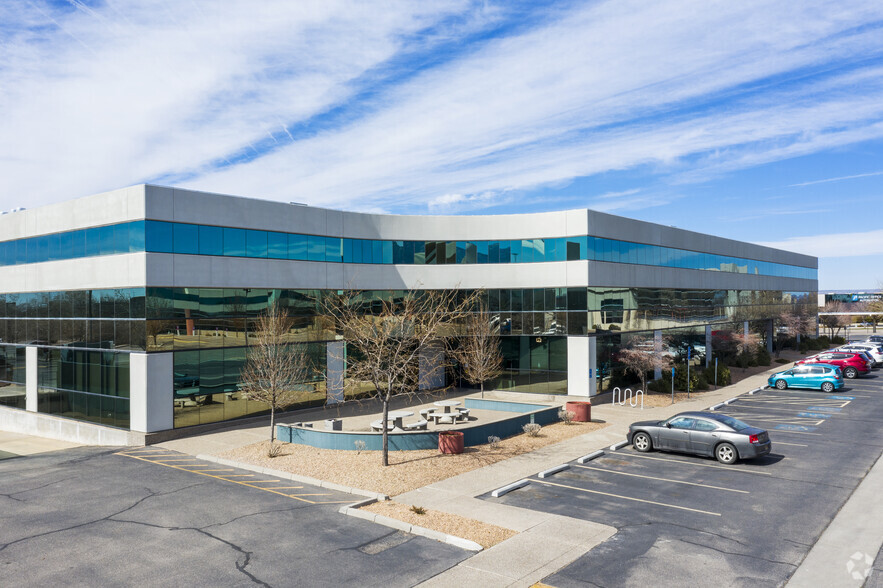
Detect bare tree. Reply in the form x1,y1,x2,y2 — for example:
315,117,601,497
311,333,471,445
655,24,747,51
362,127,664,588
451,298,503,398
617,336,672,392
777,308,813,355
323,289,475,466
239,303,314,445
819,301,851,339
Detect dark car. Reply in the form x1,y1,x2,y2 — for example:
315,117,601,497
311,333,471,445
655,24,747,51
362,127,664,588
628,411,771,464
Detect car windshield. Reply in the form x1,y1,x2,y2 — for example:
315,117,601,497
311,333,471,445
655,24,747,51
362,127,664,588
709,414,751,431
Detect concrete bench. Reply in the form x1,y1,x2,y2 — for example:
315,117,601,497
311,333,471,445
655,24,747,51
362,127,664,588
370,420,394,432
456,408,470,421
403,419,428,431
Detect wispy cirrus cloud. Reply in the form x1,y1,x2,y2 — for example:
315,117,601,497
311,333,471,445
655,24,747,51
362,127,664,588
755,228,883,258
788,170,883,187
2,0,883,219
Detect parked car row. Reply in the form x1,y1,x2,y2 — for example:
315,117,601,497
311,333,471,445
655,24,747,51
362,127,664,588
766,336,882,391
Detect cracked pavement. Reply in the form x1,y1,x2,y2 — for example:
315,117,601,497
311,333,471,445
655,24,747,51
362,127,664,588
0,446,469,586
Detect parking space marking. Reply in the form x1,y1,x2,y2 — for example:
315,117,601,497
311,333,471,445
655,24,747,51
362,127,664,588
724,404,833,415
573,464,749,493
735,398,848,408
531,478,722,516
772,425,819,433
771,441,808,447
115,451,344,504
616,452,773,475
723,413,826,426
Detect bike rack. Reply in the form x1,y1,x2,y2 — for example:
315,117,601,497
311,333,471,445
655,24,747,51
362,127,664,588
612,387,644,409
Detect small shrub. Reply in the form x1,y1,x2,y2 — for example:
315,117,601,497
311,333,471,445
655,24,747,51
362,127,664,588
523,423,542,437
487,435,501,449
267,442,283,458
558,409,576,424
409,505,426,515
755,347,771,366
775,358,790,364
831,336,846,345
695,373,709,391
353,440,367,454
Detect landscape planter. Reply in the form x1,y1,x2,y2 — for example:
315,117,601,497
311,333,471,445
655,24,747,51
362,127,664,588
565,401,591,422
438,431,464,454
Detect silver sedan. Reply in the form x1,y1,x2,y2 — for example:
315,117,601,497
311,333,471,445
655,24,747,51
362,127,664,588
627,411,771,464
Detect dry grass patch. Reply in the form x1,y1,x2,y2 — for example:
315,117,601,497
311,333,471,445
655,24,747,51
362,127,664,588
217,419,608,497
361,501,517,549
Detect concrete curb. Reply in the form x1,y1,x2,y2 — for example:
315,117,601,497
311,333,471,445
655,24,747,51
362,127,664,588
338,498,484,552
195,454,389,501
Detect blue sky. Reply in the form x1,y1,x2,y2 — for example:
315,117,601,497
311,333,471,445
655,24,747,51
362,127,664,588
1,1,882,290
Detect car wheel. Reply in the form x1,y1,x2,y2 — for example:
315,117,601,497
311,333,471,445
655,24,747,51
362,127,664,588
775,379,788,390
843,367,858,379
821,382,834,393
715,442,738,465
632,432,652,453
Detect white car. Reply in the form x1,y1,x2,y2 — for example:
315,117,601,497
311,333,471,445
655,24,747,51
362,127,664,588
838,344,883,368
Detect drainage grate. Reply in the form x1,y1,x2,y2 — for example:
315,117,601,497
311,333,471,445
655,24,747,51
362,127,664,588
358,531,412,554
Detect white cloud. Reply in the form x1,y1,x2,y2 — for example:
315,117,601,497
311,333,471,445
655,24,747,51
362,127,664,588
754,229,883,258
788,170,883,187
2,0,883,215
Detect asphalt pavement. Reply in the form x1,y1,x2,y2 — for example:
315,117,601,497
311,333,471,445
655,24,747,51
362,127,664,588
483,374,883,587
0,445,469,587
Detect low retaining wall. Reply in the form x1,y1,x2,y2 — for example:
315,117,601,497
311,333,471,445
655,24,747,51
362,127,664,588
276,398,561,451
0,405,143,446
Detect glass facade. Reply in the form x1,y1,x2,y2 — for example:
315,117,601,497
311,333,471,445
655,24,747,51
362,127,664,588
0,219,817,280
0,345,26,409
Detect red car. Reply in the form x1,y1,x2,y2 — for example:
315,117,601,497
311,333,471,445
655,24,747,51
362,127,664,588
795,351,870,379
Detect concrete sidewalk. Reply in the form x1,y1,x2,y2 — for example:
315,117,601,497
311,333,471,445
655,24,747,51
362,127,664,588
0,430,80,460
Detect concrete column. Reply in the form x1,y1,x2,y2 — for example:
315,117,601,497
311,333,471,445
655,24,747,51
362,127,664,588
705,325,713,368
766,319,774,353
588,337,597,396
653,330,663,380
325,341,345,405
129,352,174,433
566,336,589,397
744,321,750,339
418,342,445,390
25,346,38,412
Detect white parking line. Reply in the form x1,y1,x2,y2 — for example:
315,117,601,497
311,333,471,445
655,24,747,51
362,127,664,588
573,464,749,493
532,478,722,516
616,453,773,475
771,441,808,447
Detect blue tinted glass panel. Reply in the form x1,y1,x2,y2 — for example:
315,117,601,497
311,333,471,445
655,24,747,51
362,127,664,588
84,227,100,257
371,240,382,264
308,235,324,261
326,237,342,262
223,228,246,257
112,223,128,254
288,234,308,260
246,230,267,258
173,223,199,255
268,232,287,259
343,238,354,263
198,226,223,255
128,221,145,253
146,221,174,253
509,240,521,263
381,240,392,264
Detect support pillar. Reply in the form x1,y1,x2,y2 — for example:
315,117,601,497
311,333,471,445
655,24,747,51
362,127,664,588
566,336,595,397
654,330,663,380
705,325,713,368
129,352,173,433
25,346,38,413
766,319,774,353
325,341,345,405
418,342,445,390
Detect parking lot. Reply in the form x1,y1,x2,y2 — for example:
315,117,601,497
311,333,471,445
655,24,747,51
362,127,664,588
484,373,883,587
0,446,469,586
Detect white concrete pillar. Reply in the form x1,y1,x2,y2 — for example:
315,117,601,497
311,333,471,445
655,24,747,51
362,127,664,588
653,330,663,380
25,346,38,412
588,336,597,397
326,341,345,405
566,336,596,397
129,352,174,433
744,321,750,338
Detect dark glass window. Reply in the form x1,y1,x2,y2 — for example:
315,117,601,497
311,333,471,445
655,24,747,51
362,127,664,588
223,228,246,257
173,223,199,255
246,230,268,258
268,232,287,259
146,221,174,253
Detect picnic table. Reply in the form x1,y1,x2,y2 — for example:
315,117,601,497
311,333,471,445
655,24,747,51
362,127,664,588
385,410,414,429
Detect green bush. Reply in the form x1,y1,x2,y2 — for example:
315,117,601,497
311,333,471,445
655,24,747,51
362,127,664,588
755,347,771,366
831,336,846,345
695,373,709,391
775,358,791,364
702,364,731,387
648,378,668,393
672,363,699,392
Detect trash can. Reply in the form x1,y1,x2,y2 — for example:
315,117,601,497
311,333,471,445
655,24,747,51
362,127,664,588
324,418,342,431
565,401,591,422
438,430,464,454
